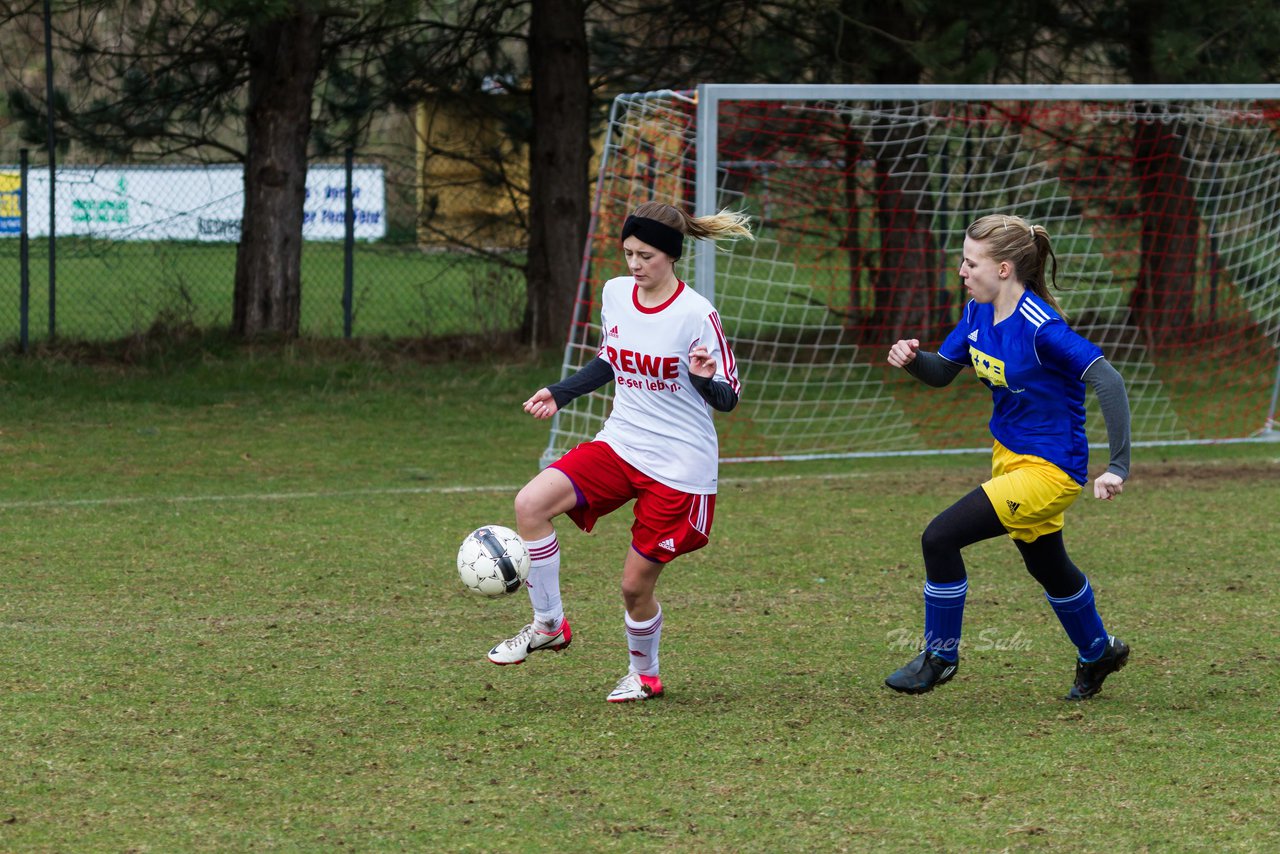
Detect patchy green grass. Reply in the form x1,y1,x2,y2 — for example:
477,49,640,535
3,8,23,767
1,348,1277,850
0,239,525,341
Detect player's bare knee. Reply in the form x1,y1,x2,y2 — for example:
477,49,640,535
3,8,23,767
620,581,647,613
512,485,549,531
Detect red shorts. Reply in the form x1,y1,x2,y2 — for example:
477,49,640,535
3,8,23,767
550,441,715,564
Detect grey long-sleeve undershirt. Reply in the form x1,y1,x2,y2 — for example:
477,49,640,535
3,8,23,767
904,351,1131,480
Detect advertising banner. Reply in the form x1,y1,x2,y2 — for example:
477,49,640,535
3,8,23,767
0,164,385,241
0,171,19,235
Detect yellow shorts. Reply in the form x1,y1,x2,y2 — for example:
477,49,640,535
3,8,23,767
981,441,1082,543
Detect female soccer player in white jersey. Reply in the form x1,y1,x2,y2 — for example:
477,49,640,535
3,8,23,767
884,213,1132,700
486,201,752,702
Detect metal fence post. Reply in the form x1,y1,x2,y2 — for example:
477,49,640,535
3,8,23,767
19,149,30,353
43,0,57,340
343,147,355,339
42,0,59,340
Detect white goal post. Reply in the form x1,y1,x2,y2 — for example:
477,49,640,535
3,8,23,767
543,84,1280,467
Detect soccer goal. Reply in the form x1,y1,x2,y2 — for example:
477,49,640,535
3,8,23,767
542,84,1280,467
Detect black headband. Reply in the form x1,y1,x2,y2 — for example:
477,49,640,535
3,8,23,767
621,215,684,260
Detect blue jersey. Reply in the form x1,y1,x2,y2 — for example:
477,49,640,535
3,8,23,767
938,292,1104,484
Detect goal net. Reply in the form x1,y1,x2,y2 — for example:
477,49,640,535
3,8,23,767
543,84,1280,467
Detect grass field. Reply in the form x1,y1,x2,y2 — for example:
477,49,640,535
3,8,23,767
0,239,525,341
2,344,1278,851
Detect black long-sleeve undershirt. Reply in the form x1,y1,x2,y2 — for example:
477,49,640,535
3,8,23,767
546,357,614,408
688,372,739,412
547,356,739,413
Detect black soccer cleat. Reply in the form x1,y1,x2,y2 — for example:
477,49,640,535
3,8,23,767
1066,636,1130,700
885,650,958,694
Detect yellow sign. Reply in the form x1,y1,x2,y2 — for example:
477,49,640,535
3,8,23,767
0,172,20,214
0,172,20,234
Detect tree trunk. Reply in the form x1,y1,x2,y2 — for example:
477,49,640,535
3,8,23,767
840,2,941,344
868,112,942,345
1122,6,1199,346
524,0,591,349
232,10,325,339
842,126,865,326
1129,110,1198,345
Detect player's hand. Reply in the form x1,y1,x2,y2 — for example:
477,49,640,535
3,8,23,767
689,345,716,378
887,339,921,368
523,388,559,420
1093,472,1124,500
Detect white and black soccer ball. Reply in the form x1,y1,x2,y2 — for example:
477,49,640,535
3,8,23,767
456,525,530,597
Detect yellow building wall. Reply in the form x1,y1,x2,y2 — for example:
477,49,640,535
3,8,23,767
415,97,528,250
416,94,677,252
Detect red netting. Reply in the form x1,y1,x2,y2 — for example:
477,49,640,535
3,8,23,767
544,93,1280,465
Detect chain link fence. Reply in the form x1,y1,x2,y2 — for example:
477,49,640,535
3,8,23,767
0,106,529,347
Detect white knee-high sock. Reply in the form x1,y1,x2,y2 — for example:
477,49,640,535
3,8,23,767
624,605,663,676
523,532,563,630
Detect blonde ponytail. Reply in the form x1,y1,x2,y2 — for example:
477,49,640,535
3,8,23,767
630,201,754,244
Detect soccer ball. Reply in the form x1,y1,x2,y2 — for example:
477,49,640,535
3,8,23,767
456,525,530,597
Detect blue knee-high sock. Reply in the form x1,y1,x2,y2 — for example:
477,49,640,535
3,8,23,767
923,578,967,662
1046,578,1108,662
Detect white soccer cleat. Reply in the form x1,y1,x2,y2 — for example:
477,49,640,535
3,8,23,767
606,671,664,703
487,619,572,665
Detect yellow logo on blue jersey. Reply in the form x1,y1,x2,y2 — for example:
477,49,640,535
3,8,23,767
969,346,1007,388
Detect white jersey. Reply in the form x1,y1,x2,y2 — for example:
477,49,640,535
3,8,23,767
593,276,740,494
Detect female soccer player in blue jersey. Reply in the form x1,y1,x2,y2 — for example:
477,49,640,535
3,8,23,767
884,213,1131,700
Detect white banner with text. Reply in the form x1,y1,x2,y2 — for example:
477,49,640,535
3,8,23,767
0,164,385,241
